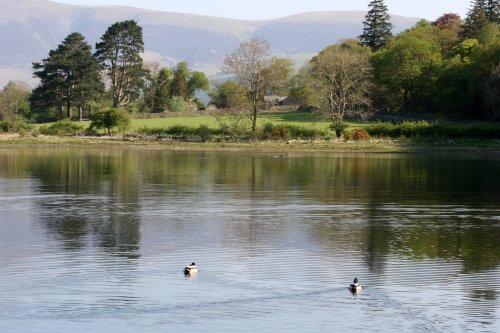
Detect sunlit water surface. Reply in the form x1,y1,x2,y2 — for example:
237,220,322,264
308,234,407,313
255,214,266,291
0,148,499,332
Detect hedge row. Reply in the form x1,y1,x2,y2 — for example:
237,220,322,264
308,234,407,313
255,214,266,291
366,121,500,139
137,123,328,141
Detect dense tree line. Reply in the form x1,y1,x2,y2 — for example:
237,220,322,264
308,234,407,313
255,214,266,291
0,0,498,132
289,0,500,122
19,20,210,124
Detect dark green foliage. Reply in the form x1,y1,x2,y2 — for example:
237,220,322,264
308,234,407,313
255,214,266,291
89,108,131,135
0,116,34,133
31,33,103,120
170,62,189,100
40,119,84,136
366,121,500,139
153,67,174,113
95,20,145,107
137,124,220,141
360,0,394,51
196,125,212,142
329,121,349,138
462,0,500,38
260,122,325,140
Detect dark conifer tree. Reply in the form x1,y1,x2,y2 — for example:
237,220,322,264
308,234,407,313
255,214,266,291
462,0,499,38
485,0,500,23
95,20,145,107
31,33,102,120
359,0,394,51
170,62,189,100
153,67,174,113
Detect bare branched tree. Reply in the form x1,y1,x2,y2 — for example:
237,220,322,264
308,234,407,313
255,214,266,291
223,37,292,131
309,43,373,123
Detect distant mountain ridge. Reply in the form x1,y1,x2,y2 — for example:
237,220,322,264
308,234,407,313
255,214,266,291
0,0,420,86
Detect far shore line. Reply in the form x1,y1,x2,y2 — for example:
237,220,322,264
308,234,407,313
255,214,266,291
1,134,499,158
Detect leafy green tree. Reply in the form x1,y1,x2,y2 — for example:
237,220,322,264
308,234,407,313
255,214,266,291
31,32,102,120
153,67,174,112
188,71,210,98
89,108,130,135
432,14,464,55
307,41,373,123
223,37,293,131
167,96,186,112
95,20,145,107
288,69,317,108
169,62,209,102
0,81,31,121
435,39,500,119
478,22,500,45
360,0,394,51
209,80,249,109
372,22,442,112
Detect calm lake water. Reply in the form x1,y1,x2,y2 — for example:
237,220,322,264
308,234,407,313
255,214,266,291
0,147,499,332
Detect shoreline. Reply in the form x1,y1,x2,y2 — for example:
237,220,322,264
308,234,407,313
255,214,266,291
1,134,499,157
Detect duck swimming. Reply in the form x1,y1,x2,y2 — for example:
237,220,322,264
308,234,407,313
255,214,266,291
184,262,198,275
350,277,362,292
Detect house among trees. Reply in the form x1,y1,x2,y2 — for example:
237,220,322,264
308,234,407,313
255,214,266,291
264,95,297,108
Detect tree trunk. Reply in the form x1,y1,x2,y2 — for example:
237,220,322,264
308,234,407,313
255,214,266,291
79,104,83,122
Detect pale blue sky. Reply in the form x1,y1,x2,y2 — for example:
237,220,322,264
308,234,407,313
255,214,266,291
53,0,472,20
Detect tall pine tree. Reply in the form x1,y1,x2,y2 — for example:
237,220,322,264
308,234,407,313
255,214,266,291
95,20,145,108
485,0,500,23
359,0,394,51
462,0,500,38
31,33,102,120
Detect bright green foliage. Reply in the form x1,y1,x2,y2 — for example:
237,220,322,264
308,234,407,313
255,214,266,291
169,62,209,103
188,71,210,97
41,119,84,136
31,33,102,120
308,41,373,123
95,20,145,107
372,23,442,112
478,22,500,45
360,0,394,51
89,108,131,135
0,81,31,121
167,96,186,112
209,80,249,109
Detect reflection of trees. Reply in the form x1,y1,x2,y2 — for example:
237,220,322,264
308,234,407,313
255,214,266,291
0,149,499,272
1,148,142,259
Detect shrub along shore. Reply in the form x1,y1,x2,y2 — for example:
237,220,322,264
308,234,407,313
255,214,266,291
1,118,499,157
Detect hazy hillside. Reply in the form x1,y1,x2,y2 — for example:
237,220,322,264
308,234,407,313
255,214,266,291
0,0,419,86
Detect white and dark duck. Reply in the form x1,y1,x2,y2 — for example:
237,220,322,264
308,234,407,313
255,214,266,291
350,277,362,292
184,262,198,275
